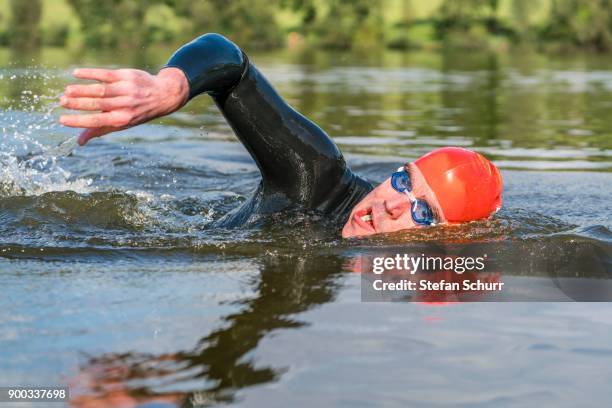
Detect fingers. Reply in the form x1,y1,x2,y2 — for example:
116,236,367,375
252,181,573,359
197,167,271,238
64,83,106,97
73,68,123,83
60,95,134,111
63,83,122,98
64,81,134,98
60,111,131,129
60,68,147,145
77,127,116,146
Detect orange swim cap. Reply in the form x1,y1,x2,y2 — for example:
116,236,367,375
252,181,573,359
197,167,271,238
414,147,502,223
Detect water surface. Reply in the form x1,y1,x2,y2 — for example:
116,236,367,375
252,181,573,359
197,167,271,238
0,46,611,407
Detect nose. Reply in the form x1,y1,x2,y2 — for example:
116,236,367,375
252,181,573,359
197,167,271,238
384,193,411,219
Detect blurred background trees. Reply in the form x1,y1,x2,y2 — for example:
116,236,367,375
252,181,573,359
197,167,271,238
1,0,612,51
7,0,42,49
543,0,612,51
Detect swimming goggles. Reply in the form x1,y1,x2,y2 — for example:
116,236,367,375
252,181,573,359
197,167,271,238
390,166,436,226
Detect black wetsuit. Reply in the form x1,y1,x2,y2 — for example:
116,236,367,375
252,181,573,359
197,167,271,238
165,33,373,227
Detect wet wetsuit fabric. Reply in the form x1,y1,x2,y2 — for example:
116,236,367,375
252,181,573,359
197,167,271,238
165,33,373,227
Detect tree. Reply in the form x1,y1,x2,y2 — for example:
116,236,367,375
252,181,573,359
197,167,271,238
67,0,151,47
9,0,42,49
173,0,283,49
544,0,612,51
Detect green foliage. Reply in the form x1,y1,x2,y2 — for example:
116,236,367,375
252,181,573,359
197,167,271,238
154,0,283,49
66,0,150,47
9,0,42,48
0,2,8,46
323,0,385,49
510,0,536,38
190,0,283,49
4,0,612,52
387,19,438,50
40,23,70,46
435,0,507,39
432,0,554,50
542,0,612,50
144,4,186,45
282,0,385,49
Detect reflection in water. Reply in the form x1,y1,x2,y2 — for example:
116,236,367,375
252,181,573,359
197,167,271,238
66,231,612,406
359,230,612,302
439,52,502,145
0,46,611,406
70,255,346,407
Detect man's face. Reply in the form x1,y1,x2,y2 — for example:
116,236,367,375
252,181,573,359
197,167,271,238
342,164,445,238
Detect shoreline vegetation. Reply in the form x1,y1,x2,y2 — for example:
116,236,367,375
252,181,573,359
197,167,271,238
2,0,612,54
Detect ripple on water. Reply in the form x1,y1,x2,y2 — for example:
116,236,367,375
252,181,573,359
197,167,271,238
0,58,611,407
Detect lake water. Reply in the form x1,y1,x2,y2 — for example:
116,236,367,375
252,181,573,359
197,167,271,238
0,46,611,407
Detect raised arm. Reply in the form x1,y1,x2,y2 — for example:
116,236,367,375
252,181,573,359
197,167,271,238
167,34,351,208
59,33,245,146
61,33,357,212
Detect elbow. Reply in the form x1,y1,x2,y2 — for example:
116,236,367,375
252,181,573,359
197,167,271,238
165,33,247,99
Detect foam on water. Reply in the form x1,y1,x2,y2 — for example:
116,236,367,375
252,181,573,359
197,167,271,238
0,148,93,196
0,70,93,196
0,69,221,246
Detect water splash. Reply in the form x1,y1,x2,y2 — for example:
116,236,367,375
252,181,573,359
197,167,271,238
45,135,79,157
0,69,90,197
0,150,93,197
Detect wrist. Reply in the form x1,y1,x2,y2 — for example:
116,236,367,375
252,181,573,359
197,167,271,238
157,67,189,112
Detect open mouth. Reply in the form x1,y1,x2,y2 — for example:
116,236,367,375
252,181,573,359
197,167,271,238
354,208,375,231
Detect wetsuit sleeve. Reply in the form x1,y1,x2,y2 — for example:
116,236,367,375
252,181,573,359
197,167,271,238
165,33,363,215
164,33,246,99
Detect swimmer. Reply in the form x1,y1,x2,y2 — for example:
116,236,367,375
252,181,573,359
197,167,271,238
59,33,502,238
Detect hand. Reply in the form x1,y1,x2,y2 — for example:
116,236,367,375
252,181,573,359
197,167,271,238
60,67,189,145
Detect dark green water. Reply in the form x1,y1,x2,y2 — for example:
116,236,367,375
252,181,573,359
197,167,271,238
0,46,611,407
